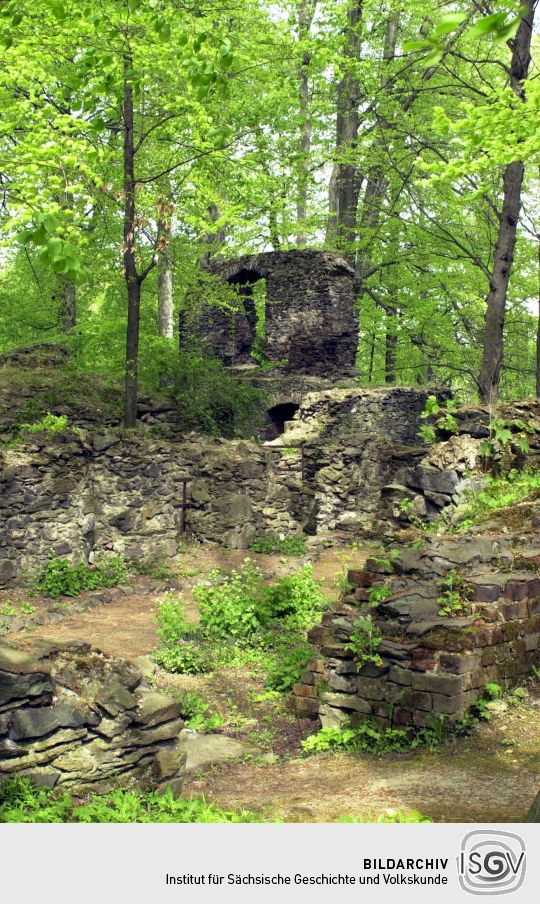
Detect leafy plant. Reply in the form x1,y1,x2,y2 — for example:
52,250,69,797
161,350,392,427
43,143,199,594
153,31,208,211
196,559,264,643
302,716,446,756
249,534,307,556
479,417,532,460
164,352,265,439
367,584,392,608
19,412,71,435
30,554,128,599
345,616,383,668
456,468,540,527
0,777,261,823
155,593,194,646
437,570,472,617
419,395,459,443
154,561,328,693
174,691,225,731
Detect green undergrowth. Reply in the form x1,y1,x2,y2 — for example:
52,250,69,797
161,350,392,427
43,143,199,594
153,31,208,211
0,777,431,824
303,680,534,757
301,717,446,757
0,778,261,823
28,554,129,599
153,560,329,693
249,534,307,556
455,468,540,530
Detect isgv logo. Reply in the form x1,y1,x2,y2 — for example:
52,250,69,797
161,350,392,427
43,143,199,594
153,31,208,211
458,830,526,896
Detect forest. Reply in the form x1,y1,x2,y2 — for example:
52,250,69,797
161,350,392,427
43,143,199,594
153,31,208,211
1,0,540,832
0,0,539,416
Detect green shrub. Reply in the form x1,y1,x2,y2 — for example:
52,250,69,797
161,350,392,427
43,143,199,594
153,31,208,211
155,593,193,646
153,639,211,675
256,566,327,627
155,561,328,692
174,692,225,730
166,353,265,438
249,534,307,556
263,637,314,693
196,559,264,643
19,412,71,435
457,468,540,527
0,777,260,823
30,554,129,599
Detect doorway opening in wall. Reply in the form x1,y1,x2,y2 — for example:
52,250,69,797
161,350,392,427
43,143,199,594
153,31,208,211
267,402,300,437
227,270,266,362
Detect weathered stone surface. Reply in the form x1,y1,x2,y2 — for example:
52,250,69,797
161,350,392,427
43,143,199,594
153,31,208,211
179,732,254,772
96,682,138,717
191,250,358,378
0,642,187,794
134,692,181,727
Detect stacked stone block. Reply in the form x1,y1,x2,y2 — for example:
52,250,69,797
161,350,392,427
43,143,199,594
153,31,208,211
293,539,540,728
0,640,186,793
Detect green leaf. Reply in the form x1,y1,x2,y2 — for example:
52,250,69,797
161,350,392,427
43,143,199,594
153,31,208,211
433,13,468,38
49,2,67,21
403,39,433,52
468,12,507,38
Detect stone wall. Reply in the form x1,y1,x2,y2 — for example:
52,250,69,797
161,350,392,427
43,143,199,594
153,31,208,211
185,250,358,379
0,640,186,792
0,386,430,587
293,537,540,726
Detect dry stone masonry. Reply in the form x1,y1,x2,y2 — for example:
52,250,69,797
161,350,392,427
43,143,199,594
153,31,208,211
184,250,358,379
0,640,186,792
294,536,540,727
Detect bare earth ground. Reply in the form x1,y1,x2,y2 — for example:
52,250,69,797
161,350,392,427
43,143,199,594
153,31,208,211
6,542,540,822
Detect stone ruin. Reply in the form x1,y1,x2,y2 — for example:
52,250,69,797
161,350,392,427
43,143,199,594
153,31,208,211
0,639,186,793
181,250,358,381
294,536,540,727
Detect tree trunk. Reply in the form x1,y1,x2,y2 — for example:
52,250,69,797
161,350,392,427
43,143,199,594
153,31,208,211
59,277,76,331
385,319,397,384
199,203,226,266
157,201,174,339
123,52,140,429
355,16,397,286
296,0,317,247
479,0,536,404
536,227,540,397
325,0,363,254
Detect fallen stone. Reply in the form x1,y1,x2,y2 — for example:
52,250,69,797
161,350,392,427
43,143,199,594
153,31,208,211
179,732,254,772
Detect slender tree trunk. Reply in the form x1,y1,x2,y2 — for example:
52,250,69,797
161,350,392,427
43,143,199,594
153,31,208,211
157,198,174,339
57,187,76,332
479,0,536,403
536,227,540,397
296,0,317,247
355,16,397,286
269,203,282,250
59,277,76,331
325,0,363,254
385,326,397,383
199,203,226,266
123,51,141,429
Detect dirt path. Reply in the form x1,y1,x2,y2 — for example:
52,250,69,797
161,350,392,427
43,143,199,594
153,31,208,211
184,738,539,823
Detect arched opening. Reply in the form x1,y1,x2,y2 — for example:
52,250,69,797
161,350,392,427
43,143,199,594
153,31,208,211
226,269,266,363
267,402,300,437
